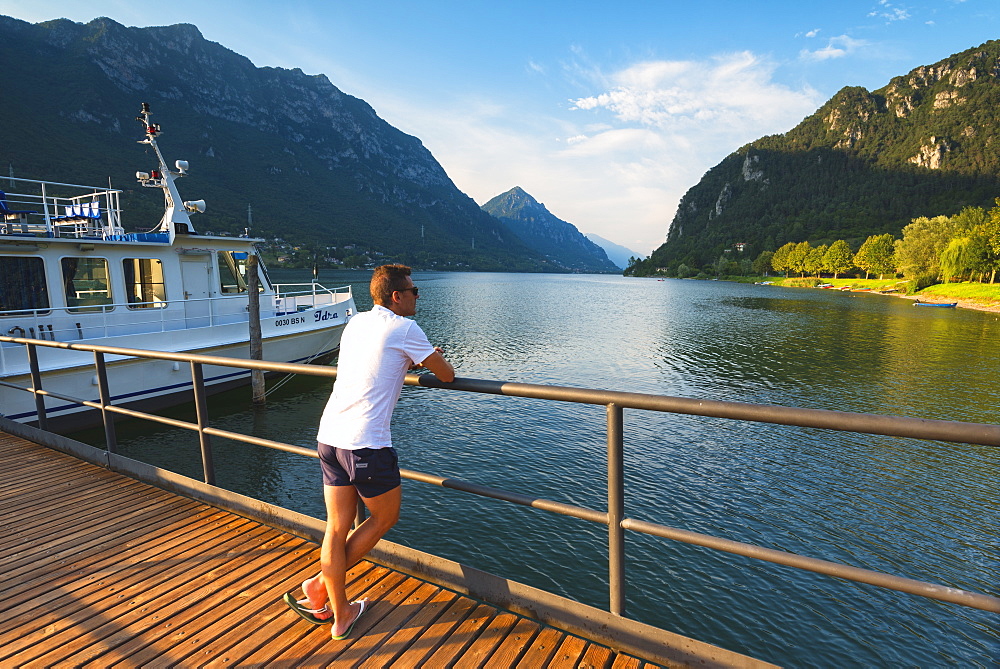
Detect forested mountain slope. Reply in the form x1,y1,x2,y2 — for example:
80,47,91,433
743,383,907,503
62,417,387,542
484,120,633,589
631,39,1000,276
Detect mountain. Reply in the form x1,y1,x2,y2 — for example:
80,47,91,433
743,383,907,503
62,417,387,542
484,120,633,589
584,233,640,270
481,187,619,273
0,15,556,272
631,39,1000,276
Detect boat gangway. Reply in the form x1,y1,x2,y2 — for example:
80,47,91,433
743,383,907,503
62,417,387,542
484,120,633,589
1,335,998,666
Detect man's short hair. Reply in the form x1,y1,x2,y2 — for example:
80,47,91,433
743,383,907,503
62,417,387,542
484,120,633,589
370,264,413,306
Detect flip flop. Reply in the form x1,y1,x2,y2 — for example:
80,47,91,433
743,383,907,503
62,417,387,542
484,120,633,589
332,598,368,641
282,591,333,625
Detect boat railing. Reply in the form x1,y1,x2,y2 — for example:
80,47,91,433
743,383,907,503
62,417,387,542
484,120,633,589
0,288,353,374
0,176,124,239
273,282,353,313
0,295,247,346
1,334,997,629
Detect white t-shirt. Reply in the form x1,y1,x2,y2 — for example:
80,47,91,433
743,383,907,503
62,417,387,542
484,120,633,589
316,305,436,450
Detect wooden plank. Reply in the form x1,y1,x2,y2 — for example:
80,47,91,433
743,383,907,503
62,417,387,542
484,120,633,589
452,611,521,669
0,476,148,520
101,557,333,668
578,642,615,669
0,468,145,515
0,500,210,587
423,602,499,666
544,634,589,668
127,551,323,668
1,505,247,595
515,626,566,667
487,616,543,668
24,531,295,667
0,497,201,572
336,580,444,667
0,443,102,481
0,460,112,493
1,514,263,636
610,654,645,668
0,488,185,562
366,587,474,668
195,561,383,669
29,538,313,668
0,479,153,535
0,518,271,664
0,503,220,613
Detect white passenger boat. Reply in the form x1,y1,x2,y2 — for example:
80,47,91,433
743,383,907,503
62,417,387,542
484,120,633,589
0,103,354,429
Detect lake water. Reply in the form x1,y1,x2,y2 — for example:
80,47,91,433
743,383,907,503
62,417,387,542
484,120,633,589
73,271,999,667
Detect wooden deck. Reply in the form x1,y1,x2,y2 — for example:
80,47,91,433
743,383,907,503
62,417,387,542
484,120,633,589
0,430,657,668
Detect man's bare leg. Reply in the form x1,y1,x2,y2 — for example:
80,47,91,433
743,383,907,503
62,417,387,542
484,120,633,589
318,484,401,637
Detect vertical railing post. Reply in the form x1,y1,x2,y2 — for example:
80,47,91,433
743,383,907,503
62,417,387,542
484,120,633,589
248,254,265,405
607,402,625,615
26,342,48,431
190,362,216,485
93,351,117,454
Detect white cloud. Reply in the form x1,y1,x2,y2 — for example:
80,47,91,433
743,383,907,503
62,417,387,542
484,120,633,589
805,28,821,38
548,53,823,252
799,35,869,61
570,53,820,135
868,1,911,22
366,51,824,255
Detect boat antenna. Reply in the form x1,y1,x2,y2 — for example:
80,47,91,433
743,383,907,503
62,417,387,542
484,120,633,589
134,102,204,239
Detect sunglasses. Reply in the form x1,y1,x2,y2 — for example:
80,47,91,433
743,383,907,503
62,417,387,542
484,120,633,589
396,286,419,296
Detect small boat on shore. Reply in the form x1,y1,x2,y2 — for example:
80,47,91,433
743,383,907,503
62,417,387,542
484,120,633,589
1,103,355,429
914,300,958,308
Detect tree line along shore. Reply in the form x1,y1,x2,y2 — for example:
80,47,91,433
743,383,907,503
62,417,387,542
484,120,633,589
630,200,1000,314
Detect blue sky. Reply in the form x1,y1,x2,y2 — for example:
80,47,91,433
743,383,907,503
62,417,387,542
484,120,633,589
2,1,996,254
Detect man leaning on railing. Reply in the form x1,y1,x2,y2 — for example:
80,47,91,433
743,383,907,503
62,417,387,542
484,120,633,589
282,264,454,641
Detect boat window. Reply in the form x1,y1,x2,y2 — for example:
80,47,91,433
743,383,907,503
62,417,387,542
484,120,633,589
61,257,113,312
0,256,50,316
123,258,167,309
217,251,263,294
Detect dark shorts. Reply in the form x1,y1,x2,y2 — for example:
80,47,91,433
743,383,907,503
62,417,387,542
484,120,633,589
318,443,400,498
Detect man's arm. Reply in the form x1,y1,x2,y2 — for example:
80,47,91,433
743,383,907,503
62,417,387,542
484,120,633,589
418,348,455,382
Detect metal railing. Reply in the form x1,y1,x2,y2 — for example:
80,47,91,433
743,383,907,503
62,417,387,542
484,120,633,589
1,334,998,619
272,282,354,313
0,176,124,238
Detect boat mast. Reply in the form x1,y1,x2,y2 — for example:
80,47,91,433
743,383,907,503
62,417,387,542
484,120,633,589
135,102,204,240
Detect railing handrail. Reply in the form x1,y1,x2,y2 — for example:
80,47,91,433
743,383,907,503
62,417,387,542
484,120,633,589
3,175,124,194
1,334,998,619
5,334,998,448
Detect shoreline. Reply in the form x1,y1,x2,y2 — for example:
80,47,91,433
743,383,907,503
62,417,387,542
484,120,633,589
743,277,1000,314
892,291,1000,314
